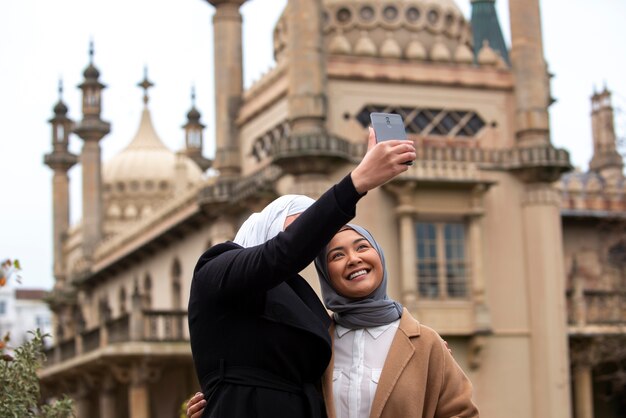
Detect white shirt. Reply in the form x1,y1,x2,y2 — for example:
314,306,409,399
332,320,400,418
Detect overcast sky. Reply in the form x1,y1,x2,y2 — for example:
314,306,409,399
1,0,624,290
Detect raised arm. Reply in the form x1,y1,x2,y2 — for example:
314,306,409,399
191,128,415,300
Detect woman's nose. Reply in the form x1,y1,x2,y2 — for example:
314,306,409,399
347,252,362,265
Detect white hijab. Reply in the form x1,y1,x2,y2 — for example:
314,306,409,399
233,195,315,247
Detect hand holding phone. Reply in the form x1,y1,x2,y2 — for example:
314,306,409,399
370,112,413,165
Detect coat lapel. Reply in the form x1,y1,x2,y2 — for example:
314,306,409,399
321,322,336,418
369,309,421,418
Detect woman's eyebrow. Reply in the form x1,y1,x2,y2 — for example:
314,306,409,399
327,238,368,255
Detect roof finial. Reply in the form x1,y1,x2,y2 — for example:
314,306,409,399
58,78,64,100
89,39,94,64
191,85,196,107
137,66,154,106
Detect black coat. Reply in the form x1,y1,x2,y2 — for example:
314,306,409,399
188,175,363,418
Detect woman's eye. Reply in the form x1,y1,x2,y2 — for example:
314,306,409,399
357,244,369,251
330,252,344,261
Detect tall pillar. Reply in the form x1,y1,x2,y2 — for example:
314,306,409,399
287,0,327,135
44,81,78,288
73,382,91,418
73,43,111,258
508,0,551,146
398,206,417,310
521,184,572,418
99,375,117,418
206,0,247,177
209,216,235,246
574,365,595,418
129,366,150,418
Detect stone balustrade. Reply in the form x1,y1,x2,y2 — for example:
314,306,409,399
43,309,189,367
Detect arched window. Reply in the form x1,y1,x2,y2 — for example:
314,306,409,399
143,273,153,309
171,259,182,310
119,286,127,315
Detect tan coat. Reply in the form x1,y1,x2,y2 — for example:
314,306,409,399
322,308,479,418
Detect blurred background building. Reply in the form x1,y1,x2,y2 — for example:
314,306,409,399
0,282,53,348
40,0,626,417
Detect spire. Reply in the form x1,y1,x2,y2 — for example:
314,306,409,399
471,0,510,65
74,41,111,259
137,66,154,107
589,86,624,181
44,80,78,287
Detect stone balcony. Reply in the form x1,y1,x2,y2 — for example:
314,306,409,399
567,288,626,335
41,304,189,375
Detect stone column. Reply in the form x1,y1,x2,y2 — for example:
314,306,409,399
521,184,572,418
209,216,236,246
287,0,326,135
80,138,104,255
99,374,117,418
207,0,247,177
508,0,551,146
50,171,71,284
397,205,417,311
468,214,491,331
574,365,594,418
73,383,91,418
129,365,150,418
126,363,161,418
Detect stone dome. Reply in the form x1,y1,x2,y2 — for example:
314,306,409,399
273,0,473,64
102,106,203,224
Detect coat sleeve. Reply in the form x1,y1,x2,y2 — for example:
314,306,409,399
192,174,364,301
434,339,480,418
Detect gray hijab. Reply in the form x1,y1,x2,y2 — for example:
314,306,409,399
314,224,403,329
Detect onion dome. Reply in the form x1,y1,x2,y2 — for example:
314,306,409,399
102,70,202,225
274,0,473,64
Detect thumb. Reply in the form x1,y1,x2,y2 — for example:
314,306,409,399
367,127,377,152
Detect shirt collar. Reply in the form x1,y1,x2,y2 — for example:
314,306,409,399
335,320,399,339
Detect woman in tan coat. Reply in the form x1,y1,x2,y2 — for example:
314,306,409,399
315,224,478,418
188,224,478,418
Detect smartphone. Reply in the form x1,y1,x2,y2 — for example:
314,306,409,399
370,112,413,165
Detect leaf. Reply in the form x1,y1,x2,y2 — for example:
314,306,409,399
12,260,20,270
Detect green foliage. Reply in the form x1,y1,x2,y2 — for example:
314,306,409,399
0,330,74,417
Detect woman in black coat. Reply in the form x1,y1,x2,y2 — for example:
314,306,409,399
188,129,415,418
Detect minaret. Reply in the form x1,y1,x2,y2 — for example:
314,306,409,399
508,2,573,417
287,0,327,135
589,87,624,182
508,0,551,146
44,81,78,288
205,0,247,177
73,42,111,258
470,0,509,65
182,86,212,171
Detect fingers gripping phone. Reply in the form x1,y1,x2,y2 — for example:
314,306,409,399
370,112,413,165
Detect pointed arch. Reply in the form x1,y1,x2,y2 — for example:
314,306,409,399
171,258,183,310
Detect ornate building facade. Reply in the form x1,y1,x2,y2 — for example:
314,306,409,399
40,1,625,417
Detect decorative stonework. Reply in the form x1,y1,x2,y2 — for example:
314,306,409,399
274,1,478,65
354,104,486,138
523,184,562,207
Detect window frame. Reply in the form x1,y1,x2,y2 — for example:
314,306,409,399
415,219,470,300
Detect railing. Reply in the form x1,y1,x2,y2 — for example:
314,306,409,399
108,314,130,343
43,309,189,367
81,327,101,353
59,338,76,361
567,289,626,327
144,310,188,341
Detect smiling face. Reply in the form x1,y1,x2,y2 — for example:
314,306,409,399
325,228,384,299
